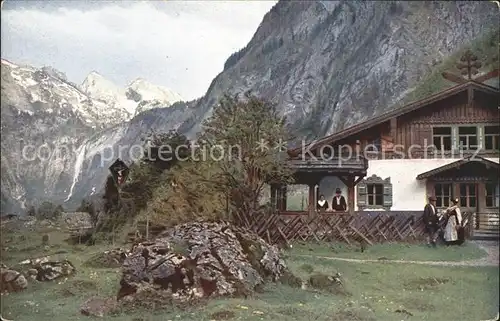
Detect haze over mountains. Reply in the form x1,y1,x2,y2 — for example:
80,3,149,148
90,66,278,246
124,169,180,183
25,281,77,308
1,0,498,214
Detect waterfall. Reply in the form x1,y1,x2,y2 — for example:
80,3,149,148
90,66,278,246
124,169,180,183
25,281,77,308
64,143,87,202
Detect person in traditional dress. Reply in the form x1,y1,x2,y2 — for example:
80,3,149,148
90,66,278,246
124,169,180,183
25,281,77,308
423,196,439,247
443,198,463,245
317,194,329,211
332,188,347,212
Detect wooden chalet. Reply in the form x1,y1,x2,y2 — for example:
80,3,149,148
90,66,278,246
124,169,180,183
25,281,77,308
248,56,499,244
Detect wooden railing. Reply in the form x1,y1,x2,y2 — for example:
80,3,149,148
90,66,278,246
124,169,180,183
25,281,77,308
231,210,475,246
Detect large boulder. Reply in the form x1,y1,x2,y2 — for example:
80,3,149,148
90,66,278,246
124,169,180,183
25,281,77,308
0,265,28,293
117,221,287,307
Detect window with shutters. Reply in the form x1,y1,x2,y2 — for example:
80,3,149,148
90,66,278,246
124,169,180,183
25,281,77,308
356,174,392,210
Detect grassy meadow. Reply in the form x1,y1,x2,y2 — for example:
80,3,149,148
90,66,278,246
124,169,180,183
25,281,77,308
0,222,498,321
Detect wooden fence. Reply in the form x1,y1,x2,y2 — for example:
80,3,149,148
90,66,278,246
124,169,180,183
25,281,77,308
232,210,475,246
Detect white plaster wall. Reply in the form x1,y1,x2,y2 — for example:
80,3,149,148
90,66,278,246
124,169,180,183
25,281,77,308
354,158,499,211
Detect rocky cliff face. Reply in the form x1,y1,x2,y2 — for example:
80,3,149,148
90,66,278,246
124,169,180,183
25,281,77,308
1,0,498,213
1,59,185,212
184,1,498,138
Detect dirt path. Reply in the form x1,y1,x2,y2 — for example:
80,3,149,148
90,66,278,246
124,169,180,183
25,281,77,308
293,241,499,267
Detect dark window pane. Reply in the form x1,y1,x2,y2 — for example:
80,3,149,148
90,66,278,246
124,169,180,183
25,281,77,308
375,184,383,194
375,195,383,205
460,197,467,207
433,137,441,148
436,198,443,207
469,197,476,207
459,127,477,135
433,127,452,135
443,185,451,196
469,136,477,148
442,137,452,150
469,185,476,196
367,185,374,194
459,136,467,147
435,184,442,195
460,184,467,194
485,136,494,150
486,197,493,207
485,126,499,135
368,195,374,205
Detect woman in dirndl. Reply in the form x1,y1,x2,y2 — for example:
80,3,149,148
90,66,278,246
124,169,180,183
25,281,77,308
443,198,463,245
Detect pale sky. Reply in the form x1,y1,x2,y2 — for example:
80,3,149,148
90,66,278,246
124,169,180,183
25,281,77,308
1,0,278,100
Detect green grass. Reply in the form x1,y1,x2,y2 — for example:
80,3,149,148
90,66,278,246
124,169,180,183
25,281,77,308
1,224,498,321
290,241,488,262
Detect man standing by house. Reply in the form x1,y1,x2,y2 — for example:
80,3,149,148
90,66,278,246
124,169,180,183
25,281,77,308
423,196,439,247
332,188,347,212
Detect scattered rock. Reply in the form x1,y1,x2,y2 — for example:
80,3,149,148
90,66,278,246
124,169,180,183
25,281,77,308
0,265,28,293
80,297,118,318
210,310,236,320
395,308,413,316
117,221,287,307
41,234,50,246
308,272,350,296
19,256,76,281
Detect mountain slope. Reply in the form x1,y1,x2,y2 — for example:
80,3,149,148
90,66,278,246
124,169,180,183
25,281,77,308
182,1,499,138
0,60,186,213
1,0,499,213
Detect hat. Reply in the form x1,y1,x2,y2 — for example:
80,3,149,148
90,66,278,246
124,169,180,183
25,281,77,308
451,197,459,204
428,196,437,201
335,188,342,193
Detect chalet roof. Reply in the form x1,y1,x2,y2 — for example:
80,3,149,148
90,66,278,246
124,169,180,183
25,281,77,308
287,156,368,174
289,81,499,155
416,156,500,180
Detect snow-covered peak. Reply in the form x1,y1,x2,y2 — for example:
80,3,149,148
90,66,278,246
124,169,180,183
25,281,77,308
127,78,183,103
1,58,131,127
80,71,183,116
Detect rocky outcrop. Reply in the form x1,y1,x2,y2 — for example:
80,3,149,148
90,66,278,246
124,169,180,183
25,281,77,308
0,265,28,293
19,257,76,281
117,222,287,307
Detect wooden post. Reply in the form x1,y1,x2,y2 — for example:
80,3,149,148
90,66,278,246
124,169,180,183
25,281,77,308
145,213,150,240
308,183,316,216
270,184,277,209
347,176,355,215
282,185,288,211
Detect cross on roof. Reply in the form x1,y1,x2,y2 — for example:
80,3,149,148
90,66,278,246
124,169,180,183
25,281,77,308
441,49,498,84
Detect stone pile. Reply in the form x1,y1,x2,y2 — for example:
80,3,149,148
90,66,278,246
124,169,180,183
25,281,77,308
19,256,76,281
117,221,287,307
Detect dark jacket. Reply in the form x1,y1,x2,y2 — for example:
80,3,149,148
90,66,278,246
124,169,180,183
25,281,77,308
332,195,347,211
423,203,438,225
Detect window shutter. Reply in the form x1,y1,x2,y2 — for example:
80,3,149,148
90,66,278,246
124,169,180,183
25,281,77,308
357,183,367,208
383,178,393,208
